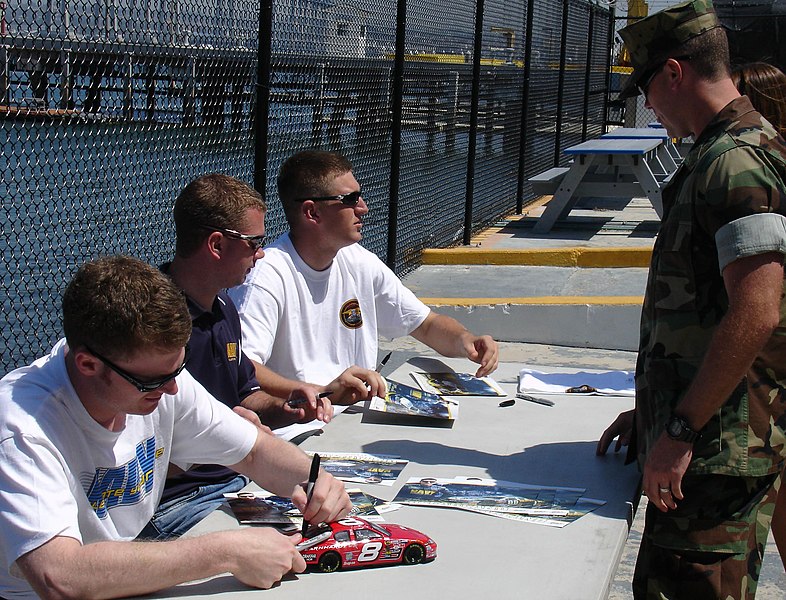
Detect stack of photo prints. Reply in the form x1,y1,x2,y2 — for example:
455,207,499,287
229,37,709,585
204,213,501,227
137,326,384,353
368,371,505,421
224,453,408,527
224,452,604,529
315,452,409,486
224,489,394,530
393,476,605,528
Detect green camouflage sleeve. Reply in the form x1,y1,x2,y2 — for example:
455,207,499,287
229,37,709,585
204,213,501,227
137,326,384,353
697,144,786,237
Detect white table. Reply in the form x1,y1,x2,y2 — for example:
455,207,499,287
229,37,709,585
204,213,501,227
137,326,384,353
145,355,640,600
532,138,666,233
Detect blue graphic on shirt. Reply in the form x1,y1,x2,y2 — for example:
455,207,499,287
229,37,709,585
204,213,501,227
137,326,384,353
85,436,157,518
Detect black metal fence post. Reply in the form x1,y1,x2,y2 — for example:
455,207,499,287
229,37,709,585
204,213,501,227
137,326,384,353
603,6,615,130
254,0,273,197
581,5,594,141
386,0,407,269
515,0,536,214
463,0,486,245
553,0,570,166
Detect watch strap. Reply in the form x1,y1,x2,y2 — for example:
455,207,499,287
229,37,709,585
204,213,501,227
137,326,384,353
665,414,700,443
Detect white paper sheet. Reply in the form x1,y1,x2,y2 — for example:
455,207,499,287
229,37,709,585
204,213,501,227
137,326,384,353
272,406,349,441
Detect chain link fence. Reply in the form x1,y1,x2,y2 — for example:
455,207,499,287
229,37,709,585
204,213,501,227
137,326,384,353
1,0,612,375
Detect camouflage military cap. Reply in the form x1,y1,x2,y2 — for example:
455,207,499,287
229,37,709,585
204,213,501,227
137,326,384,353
618,0,721,99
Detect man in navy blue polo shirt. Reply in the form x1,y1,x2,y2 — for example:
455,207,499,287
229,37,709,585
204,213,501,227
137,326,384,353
140,173,335,540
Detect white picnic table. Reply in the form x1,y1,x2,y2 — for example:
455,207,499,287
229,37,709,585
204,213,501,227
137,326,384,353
531,137,668,233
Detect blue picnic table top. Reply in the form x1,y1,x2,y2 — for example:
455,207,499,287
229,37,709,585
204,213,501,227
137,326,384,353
564,137,663,155
601,127,671,140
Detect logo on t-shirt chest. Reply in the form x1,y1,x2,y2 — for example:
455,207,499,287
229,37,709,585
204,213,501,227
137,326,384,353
84,436,162,519
340,298,363,329
226,342,238,362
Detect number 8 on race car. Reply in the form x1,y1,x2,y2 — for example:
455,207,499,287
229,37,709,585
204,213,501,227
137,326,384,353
357,541,383,562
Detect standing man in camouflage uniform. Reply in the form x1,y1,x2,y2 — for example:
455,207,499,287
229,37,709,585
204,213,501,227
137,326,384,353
596,1,786,598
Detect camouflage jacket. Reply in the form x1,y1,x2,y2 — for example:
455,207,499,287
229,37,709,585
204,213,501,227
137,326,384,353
633,96,786,476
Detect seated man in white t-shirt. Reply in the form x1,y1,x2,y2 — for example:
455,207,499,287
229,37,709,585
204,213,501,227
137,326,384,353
0,255,351,599
229,150,499,405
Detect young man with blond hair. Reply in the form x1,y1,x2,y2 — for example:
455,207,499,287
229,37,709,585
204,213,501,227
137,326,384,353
0,256,351,598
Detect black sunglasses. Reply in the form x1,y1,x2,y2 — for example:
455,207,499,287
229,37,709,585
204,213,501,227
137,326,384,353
638,64,665,97
198,225,266,252
293,191,363,207
87,345,190,393
637,55,692,97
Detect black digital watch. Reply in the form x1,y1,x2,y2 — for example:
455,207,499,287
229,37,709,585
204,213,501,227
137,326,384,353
665,414,700,443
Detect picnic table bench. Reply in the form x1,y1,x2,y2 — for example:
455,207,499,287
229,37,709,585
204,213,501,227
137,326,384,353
530,137,667,233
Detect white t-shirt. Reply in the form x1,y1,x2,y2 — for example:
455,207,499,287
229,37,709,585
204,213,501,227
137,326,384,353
229,234,431,385
0,339,258,599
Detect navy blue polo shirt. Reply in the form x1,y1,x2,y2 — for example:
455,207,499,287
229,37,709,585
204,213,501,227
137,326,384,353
159,264,261,502
184,290,261,408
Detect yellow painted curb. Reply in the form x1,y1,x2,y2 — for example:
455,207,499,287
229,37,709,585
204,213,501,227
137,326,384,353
466,199,551,245
420,296,644,306
420,247,653,267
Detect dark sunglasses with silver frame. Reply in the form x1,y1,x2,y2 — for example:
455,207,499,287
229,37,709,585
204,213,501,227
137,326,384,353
293,190,363,207
197,224,266,251
637,54,692,97
86,345,191,393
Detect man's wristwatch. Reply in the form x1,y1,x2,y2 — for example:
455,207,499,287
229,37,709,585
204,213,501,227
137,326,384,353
665,414,700,443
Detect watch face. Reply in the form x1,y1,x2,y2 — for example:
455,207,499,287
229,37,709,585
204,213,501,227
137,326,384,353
667,418,683,437
666,415,698,442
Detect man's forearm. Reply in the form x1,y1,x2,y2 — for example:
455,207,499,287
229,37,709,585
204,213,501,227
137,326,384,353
252,361,321,399
230,429,311,496
410,313,470,357
674,255,782,430
239,390,296,428
675,307,775,430
230,430,352,528
17,534,238,600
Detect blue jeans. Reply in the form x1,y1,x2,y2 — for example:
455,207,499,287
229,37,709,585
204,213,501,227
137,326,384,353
137,474,248,540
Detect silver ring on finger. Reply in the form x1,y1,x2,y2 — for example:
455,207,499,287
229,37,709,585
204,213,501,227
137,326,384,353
658,487,671,493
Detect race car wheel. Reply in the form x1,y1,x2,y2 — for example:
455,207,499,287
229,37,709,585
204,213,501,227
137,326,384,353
318,551,342,573
403,543,425,565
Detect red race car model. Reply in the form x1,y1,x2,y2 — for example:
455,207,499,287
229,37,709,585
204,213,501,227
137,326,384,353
297,517,437,573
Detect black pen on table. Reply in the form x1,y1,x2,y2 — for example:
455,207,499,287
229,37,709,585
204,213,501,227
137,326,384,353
376,351,392,373
515,393,555,407
287,390,333,408
301,453,321,536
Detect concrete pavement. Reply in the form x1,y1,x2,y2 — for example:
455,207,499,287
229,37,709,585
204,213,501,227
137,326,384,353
403,195,658,351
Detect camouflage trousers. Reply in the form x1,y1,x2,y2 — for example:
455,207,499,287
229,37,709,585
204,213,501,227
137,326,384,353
632,472,781,600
